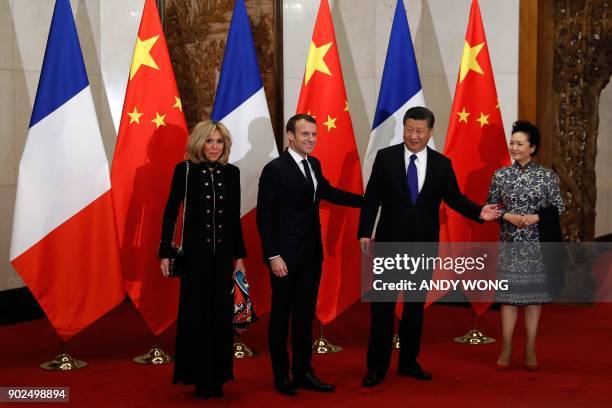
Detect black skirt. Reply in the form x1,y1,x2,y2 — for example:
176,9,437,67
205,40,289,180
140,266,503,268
173,254,234,386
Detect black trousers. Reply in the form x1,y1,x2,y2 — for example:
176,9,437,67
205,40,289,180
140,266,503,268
366,301,425,376
268,257,322,380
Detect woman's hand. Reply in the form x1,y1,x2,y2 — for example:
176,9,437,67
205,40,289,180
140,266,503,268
503,213,539,228
234,258,246,279
160,258,170,277
518,214,539,228
502,212,522,227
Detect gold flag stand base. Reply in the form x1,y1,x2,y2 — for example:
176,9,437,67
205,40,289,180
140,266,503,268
312,323,343,354
393,334,401,349
312,337,343,354
40,352,87,371
453,329,496,345
233,340,255,359
133,346,172,364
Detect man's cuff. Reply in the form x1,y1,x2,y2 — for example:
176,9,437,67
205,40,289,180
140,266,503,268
268,255,280,260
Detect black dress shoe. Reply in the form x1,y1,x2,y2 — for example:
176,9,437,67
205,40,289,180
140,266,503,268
274,378,297,396
294,372,335,392
195,384,223,399
398,365,432,381
210,386,223,398
362,372,384,387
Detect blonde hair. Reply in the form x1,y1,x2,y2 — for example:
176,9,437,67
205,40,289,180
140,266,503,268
186,120,232,164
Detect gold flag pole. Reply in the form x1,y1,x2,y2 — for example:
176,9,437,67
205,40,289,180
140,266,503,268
133,336,172,364
233,335,255,359
312,322,342,354
41,341,87,371
393,333,401,349
454,309,495,345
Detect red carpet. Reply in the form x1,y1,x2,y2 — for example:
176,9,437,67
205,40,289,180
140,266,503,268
1,301,611,407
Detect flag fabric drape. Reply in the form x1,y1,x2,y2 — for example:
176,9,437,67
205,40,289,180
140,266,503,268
10,0,124,341
111,0,188,335
428,0,511,314
296,0,364,324
363,0,432,185
211,0,279,315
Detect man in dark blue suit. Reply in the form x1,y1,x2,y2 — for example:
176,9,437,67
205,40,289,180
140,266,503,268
358,106,500,387
257,113,362,396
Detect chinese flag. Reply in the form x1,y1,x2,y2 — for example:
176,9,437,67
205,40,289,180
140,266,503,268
430,0,510,314
296,0,364,324
111,0,188,335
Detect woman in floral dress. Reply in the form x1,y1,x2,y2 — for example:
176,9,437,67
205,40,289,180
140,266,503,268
487,121,564,371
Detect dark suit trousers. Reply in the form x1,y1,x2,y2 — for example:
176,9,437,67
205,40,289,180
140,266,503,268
367,299,425,376
268,255,322,380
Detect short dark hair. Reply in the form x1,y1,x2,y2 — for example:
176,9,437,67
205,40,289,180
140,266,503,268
403,106,435,128
286,113,316,133
512,120,540,156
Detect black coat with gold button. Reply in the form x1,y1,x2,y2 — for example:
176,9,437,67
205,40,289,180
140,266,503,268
160,160,246,261
159,160,246,387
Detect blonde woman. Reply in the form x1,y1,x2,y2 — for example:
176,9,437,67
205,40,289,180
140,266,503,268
159,120,246,399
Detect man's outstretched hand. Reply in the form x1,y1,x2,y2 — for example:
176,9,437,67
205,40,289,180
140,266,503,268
480,204,503,221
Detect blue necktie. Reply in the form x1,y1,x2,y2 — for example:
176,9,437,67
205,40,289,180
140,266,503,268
407,154,418,204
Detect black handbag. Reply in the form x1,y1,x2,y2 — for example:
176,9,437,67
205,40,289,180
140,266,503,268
168,162,189,278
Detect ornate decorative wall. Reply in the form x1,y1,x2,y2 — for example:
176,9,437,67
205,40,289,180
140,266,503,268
551,0,611,241
164,0,280,133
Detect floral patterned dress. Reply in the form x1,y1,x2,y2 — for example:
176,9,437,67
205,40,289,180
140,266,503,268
487,161,565,305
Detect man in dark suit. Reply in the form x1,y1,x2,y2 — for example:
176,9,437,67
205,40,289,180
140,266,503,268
257,113,362,396
358,106,500,387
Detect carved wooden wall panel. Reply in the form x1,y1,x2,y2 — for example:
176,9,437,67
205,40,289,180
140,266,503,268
551,0,611,241
164,0,279,134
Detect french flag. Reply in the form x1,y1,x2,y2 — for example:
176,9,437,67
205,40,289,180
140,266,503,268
9,0,124,340
362,0,432,184
212,0,278,313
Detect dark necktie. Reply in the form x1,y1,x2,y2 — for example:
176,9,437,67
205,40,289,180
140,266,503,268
302,158,315,199
407,154,418,204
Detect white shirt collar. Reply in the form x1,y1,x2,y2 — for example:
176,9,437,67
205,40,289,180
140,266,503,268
404,145,428,162
288,146,308,165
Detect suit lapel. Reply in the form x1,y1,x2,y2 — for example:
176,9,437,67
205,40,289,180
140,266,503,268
416,147,435,204
393,144,412,204
309,158,322,201
283,149,314,200
283,149,307,184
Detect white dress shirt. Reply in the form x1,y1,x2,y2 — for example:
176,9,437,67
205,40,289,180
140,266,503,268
288,146,318,197
404,145,427,193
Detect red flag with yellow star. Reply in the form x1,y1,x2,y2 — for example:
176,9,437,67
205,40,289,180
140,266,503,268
430,0,511,314
296,0,364,324
111,0,187,335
